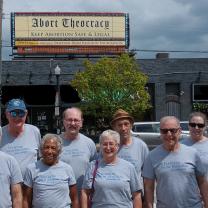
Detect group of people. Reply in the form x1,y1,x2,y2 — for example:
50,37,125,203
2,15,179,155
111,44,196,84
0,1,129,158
1,98,208,208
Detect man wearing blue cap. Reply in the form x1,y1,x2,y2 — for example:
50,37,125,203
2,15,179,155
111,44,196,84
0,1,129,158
0,99,41,176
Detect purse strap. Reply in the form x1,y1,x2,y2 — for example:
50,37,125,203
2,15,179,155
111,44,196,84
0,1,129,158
91,160,99,190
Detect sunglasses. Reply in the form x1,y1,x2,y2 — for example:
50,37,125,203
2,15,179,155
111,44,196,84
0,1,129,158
10,110,26,118
160,128,180,134
189,123,205,128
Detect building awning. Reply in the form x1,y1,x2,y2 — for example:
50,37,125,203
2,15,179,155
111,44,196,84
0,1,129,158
1,85,80,105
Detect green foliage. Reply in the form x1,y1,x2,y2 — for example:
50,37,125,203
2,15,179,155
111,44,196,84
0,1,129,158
71,54,151,123
193,102,208,113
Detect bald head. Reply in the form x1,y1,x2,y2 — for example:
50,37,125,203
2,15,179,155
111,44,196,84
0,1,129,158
160,116,180,127
63,107,83,120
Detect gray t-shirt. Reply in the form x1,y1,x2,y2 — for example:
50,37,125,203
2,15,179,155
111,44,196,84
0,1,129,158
60,133,97,193
0,151,23,208
181,137,208,177
1,124,41,176
24,160,76,208
118,137,149,173
118,137,149,191
82,158,142,208
142,144,205,208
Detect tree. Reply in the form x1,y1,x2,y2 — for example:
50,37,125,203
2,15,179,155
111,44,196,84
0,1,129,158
71,53,151,130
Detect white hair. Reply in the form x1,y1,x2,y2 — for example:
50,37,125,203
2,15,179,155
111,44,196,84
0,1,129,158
99,129,120,144
40,133,62,154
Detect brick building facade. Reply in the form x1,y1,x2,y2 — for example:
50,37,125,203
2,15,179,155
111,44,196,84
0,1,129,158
1,54,208,133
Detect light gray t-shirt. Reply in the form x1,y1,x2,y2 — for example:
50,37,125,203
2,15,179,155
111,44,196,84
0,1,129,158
0,151,23,208
142,144,205,208
118,137,149,173
1,124,41,176
24,160,76,208
118,137,149,192
60,133,97,193
181,137,208,178
82,158,142,208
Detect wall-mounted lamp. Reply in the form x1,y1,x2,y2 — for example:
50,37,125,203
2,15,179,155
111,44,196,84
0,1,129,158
29,71,33,84
180,91,185,96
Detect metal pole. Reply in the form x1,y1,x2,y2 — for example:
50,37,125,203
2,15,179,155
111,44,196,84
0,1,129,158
55,74,60,133
54,65,61,134
0,0,3,126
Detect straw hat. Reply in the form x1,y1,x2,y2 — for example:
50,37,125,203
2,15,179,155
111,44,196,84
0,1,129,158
110,109,134,126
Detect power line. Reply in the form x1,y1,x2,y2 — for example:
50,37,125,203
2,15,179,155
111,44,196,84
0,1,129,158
130,49,208,53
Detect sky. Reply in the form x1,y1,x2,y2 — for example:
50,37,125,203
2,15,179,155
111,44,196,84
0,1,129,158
2,0,208,60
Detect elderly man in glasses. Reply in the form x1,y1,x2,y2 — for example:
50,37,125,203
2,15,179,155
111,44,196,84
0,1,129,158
59,107,97,199
0,99,41,176
142,116,208,208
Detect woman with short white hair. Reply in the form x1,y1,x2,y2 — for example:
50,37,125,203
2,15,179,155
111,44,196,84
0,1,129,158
81,129,142,208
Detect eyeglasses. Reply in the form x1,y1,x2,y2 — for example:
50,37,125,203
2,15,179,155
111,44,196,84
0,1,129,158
10,110,26,118
102,142,118,148
64,119,81,124
160,128,180,134
189,123,205,128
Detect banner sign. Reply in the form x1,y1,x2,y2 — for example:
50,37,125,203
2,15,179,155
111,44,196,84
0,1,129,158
11,12,129,48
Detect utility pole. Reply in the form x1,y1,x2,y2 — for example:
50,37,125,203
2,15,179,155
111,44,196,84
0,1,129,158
0,0,2,125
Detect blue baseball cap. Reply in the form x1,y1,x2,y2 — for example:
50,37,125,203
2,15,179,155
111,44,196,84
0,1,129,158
6,99,27,112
